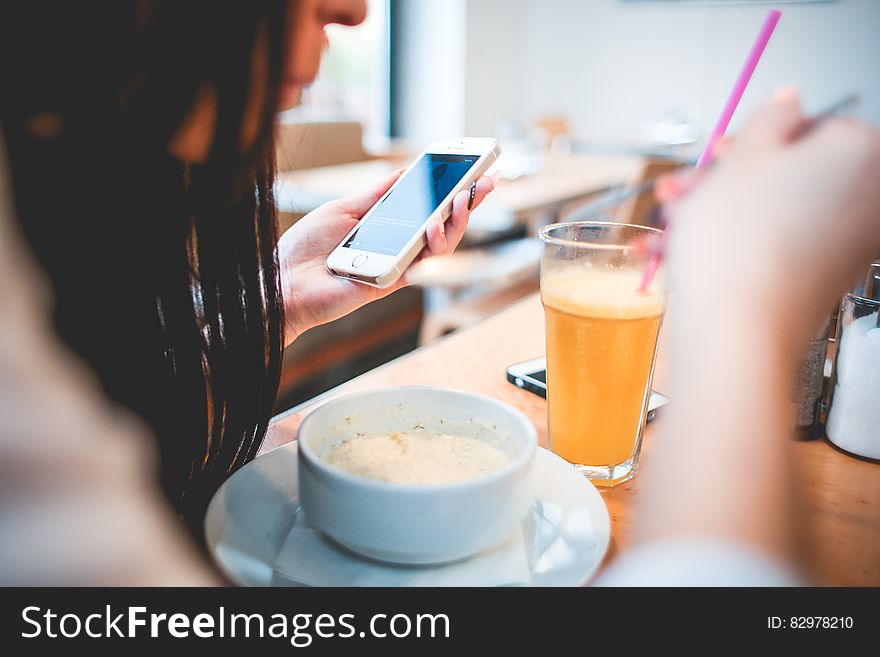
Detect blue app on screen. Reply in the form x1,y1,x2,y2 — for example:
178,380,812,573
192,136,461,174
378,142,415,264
343,153,478,256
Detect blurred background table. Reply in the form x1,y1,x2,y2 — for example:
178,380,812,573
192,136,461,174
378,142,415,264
275,152,644,235
265,294,880,586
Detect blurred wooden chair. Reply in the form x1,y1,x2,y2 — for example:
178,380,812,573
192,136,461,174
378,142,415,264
532,115,571,152
614,158,683,226
276,121,370,172
275,121,373,232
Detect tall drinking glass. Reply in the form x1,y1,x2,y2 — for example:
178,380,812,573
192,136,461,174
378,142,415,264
538,222,665,486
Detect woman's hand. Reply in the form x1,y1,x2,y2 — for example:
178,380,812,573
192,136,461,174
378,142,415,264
278,168,497,344
635,92,880,563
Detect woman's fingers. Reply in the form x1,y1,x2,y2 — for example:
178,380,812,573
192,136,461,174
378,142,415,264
443,189,471,253
469,174,496,212
629,232,664,257
654,169,704,204
424,174,496,256
738,87,805,151
447,175,496,251
425,211,448,255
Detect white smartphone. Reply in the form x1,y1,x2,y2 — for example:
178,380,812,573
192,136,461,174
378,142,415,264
506,357,669,422
325,137,501,288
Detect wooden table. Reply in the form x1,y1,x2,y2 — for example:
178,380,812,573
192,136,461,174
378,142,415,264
265,295,880,585
275,153,644,233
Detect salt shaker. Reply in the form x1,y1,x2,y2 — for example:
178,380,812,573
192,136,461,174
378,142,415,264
826,261,880,460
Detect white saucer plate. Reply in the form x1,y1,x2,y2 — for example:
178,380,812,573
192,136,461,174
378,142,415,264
206,444,610,587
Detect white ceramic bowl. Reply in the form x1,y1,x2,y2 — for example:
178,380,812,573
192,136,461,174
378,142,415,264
297,386,537,565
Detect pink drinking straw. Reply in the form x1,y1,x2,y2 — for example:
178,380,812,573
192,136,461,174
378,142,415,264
638,8,782,293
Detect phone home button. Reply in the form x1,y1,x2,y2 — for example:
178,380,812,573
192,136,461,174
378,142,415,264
351,254,369,268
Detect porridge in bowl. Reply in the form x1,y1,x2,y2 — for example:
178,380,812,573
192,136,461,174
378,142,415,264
297,387,537,564
323,426,512,485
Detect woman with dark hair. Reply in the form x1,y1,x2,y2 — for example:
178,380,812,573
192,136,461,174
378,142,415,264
0,0,496,536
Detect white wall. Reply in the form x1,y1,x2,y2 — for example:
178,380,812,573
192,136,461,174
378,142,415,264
460,0,880,144
393,0,467,140
463,0,525,138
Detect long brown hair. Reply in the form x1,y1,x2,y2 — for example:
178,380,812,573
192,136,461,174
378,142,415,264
1,1,289,535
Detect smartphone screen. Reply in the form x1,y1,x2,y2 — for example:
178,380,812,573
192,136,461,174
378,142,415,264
342,153,479,256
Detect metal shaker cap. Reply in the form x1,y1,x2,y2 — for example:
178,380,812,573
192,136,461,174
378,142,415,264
850,260,880,304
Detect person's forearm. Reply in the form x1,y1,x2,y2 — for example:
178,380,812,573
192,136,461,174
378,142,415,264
636,298,799,562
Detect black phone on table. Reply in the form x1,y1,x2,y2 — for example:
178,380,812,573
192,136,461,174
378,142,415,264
506,356,669,423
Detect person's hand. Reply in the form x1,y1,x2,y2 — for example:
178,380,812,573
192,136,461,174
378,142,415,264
666,91,880,347
278,168,498,343
633,93,880,562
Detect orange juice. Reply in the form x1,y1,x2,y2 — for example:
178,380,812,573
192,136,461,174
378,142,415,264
542,268,664,470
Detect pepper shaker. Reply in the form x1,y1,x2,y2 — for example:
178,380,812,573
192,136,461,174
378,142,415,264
793,316,831,440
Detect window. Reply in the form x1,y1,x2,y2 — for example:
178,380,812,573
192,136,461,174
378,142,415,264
279,0,390,151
